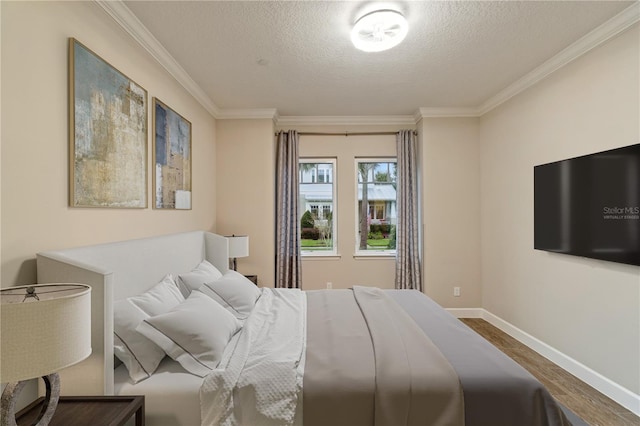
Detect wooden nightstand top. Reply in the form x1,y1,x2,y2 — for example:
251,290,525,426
16,395,144,426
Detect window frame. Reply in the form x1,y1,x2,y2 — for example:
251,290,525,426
299,158,338,257
354,158,397,257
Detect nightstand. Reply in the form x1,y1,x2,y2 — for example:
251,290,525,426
244,274,258,285
16,395,145,426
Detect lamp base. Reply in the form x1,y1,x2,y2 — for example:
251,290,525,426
1,373,60,426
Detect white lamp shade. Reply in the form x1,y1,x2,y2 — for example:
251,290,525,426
227,235,249,258
0,284,92,383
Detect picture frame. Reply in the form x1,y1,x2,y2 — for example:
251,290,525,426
69,38,148,208
152,98,192,210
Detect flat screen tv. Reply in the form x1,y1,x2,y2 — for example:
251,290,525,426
534,143,639,266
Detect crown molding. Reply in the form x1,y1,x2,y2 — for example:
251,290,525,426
95,0,220,118
216,108,279,120
478,2,640,115
415,107,481,119
277,107,481,127
276,115,417,127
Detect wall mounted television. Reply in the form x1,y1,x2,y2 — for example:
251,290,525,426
534,143,639,266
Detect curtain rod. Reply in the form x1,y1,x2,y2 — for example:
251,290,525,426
274,131,417,136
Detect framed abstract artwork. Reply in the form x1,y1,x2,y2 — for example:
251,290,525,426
153,98,192,209
69,38,147,208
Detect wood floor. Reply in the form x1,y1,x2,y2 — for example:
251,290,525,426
460,318,639,426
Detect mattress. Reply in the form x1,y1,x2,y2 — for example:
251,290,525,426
115,357,203,426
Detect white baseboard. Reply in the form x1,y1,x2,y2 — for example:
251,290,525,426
449,308,640,416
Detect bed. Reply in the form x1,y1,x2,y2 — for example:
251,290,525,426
37,231,571,426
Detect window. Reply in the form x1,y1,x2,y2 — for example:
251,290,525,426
299,159,337,255
318,166,331,183
300,163,333,184
321,205,331,219
369,201,385,220
356,160,397,254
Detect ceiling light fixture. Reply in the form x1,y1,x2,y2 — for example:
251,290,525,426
351,9,409,53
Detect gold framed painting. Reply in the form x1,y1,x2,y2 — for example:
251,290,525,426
152,98,192,209
69,38,148,208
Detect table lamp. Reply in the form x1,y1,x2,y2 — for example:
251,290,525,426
226,235,249,271
1,284,91,426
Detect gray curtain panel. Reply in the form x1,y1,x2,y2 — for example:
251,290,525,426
275,130,302,288
395,130,422,291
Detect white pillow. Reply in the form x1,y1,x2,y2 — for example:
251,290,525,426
113,274,185,382
114,300,165,383
197,270,261,320
136,291,241,377
177,260,223,297
128,274,185,316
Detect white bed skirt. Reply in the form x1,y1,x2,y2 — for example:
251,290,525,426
115,358,203,426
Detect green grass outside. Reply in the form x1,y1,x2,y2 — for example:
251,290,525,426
302,239,392,250
367,239,391,248
301,239,331,248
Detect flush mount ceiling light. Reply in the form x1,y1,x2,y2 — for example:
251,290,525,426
351,9,409,53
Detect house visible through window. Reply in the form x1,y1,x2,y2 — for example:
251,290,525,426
369,201,386,220
299,159,336,255
318,167,330,183
356,160,397,254
322,205,331,219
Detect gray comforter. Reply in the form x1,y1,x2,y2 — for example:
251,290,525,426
303,288,571,426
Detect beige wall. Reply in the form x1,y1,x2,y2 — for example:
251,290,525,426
420,117,482,307
479,24,640,393
216,119,275,286
1,1,217,287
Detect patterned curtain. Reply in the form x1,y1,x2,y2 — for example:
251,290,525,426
275,130,302,288
395,130,422,291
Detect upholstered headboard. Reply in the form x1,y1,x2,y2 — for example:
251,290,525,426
36,231,229,395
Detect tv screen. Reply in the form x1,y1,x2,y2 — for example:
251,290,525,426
534,144,640,266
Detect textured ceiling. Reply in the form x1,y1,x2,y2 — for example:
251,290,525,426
124,1,633,116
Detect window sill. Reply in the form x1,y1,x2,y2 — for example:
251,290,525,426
302,253,342,260
353,252,396,259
